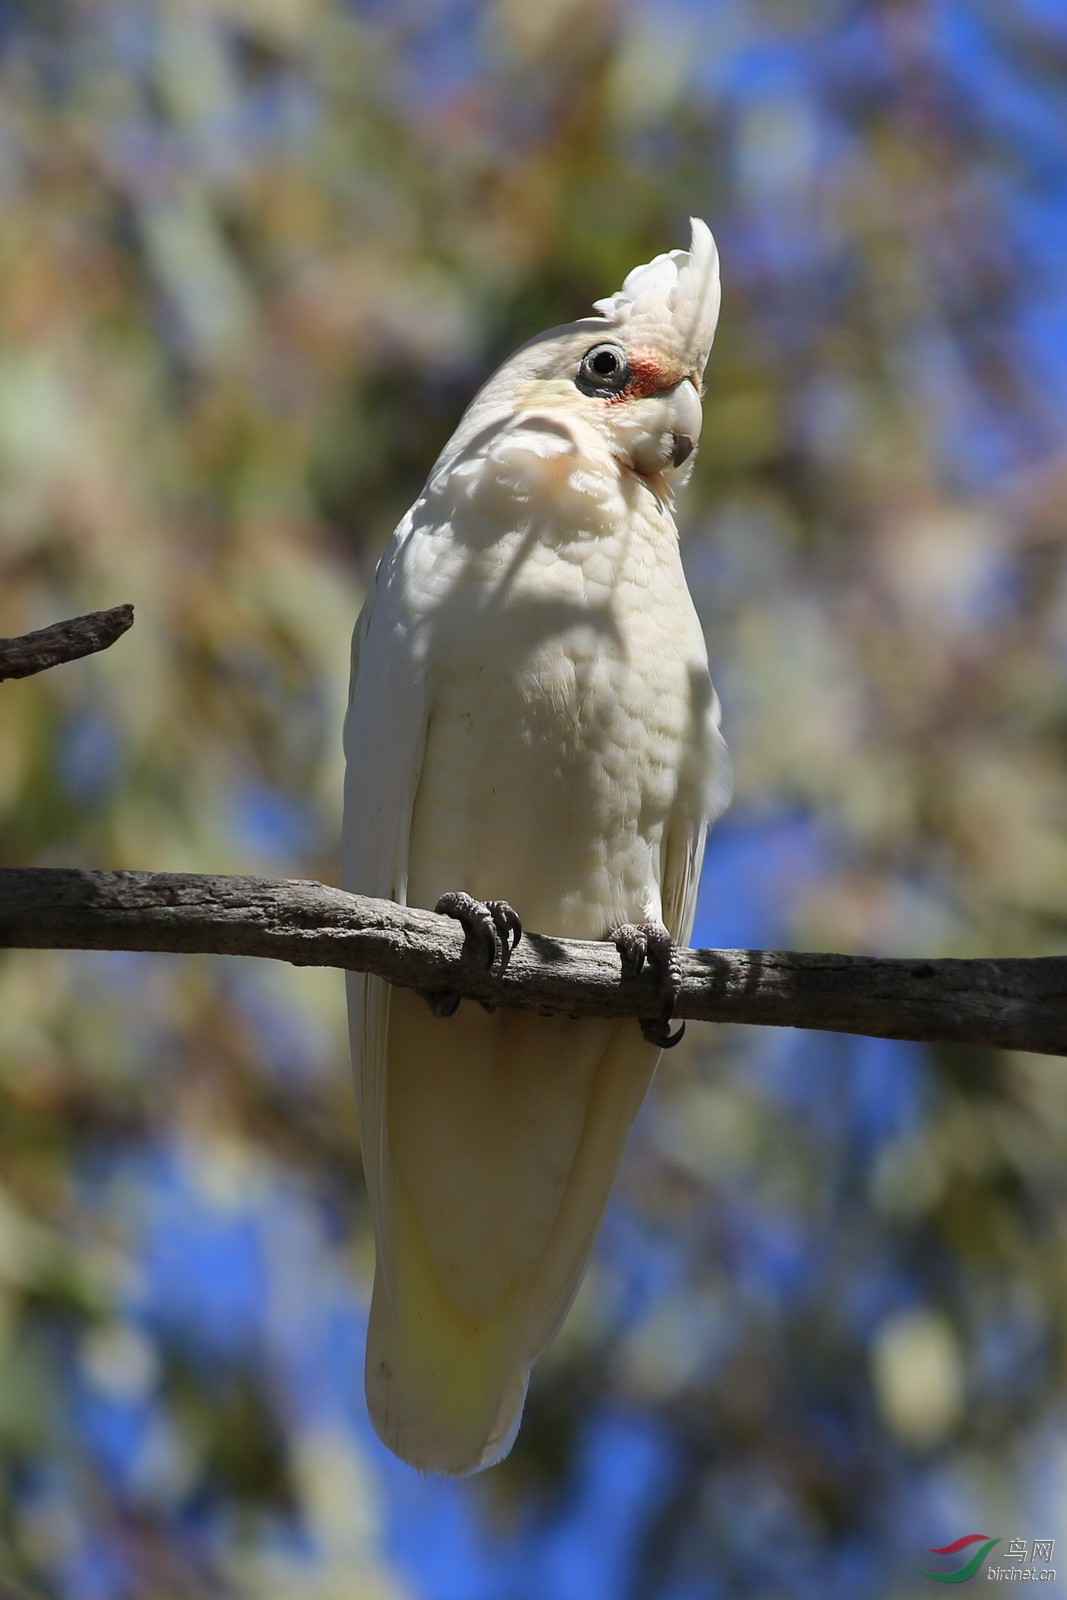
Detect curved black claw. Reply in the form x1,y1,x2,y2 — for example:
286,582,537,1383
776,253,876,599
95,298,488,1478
486,899,523,970
434,890,523,973
613,923,649,979
612,920,685,1051
418,988,461,1018
641,1014,686,1050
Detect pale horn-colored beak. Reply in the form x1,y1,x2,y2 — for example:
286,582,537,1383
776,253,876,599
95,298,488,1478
630,377,703,476
631,377,703,475
666,377,702,467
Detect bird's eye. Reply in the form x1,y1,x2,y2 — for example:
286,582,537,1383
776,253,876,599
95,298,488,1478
576,342,630,396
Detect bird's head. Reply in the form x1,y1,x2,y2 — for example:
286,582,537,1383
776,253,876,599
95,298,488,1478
457,219,720,497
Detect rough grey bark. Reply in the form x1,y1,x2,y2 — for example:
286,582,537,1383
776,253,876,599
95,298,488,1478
1,868,1064,1056
0,605,135,681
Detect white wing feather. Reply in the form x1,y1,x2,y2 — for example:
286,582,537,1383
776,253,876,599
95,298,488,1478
341,509,429,1295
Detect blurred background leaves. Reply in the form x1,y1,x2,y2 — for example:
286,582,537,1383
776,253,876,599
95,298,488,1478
1,0,1066,1595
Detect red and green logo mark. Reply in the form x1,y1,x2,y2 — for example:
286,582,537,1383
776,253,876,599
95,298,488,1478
916,1534,1000,1583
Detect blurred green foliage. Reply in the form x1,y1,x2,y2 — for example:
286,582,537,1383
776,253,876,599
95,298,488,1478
1,1,1067,1596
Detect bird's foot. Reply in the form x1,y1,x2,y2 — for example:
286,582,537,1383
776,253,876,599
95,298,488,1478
421,891,523,1018
612,921,685,1049
435,891,523,970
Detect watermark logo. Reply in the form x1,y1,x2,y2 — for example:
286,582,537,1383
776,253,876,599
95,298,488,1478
916,1535,1056,1584
916,1534,1000,1583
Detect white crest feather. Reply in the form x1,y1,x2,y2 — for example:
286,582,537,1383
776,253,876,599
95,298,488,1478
592,217,721,377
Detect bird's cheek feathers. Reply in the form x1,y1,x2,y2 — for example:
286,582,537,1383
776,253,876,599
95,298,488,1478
497,374,703,484
448,421,620,530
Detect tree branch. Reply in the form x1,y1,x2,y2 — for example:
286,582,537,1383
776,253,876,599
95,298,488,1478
0,605,135,681
1,869,1064,1056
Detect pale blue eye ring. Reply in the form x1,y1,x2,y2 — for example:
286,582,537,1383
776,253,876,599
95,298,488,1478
576,342,631,396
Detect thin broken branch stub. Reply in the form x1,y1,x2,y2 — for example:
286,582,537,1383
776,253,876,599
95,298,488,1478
0,605,135,681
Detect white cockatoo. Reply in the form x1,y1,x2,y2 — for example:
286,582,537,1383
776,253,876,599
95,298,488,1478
342,219,730,1475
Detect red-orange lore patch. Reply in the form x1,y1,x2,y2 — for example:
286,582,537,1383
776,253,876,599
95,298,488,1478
609,349,690,401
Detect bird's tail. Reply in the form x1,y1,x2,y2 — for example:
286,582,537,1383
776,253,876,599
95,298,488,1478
365,1181,529,1475
357,986,657,1475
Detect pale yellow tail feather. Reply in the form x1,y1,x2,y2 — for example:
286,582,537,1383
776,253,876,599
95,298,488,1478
365,1180,530,1475
360,989,658,1474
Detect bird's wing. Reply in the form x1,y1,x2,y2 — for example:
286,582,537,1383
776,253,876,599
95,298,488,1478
661,680,732,945
360,679,732,1479
341,511,429,1272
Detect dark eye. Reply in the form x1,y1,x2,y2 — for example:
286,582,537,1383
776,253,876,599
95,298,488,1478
576,342,630,396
